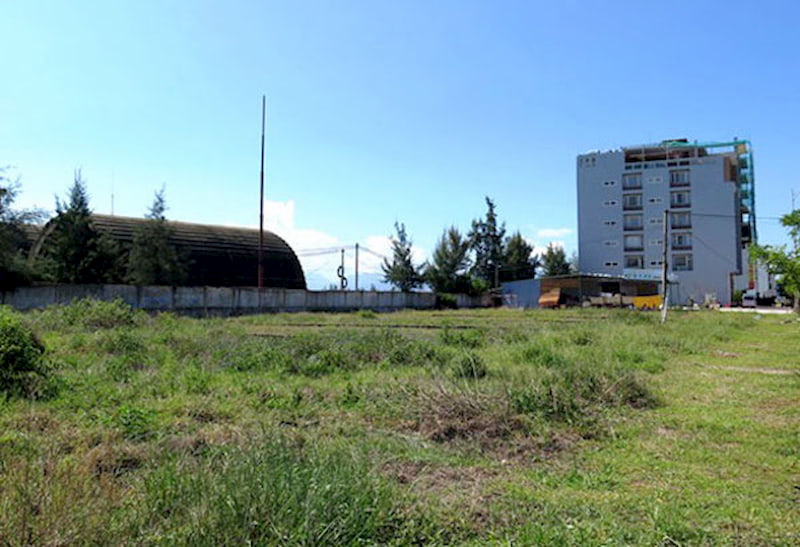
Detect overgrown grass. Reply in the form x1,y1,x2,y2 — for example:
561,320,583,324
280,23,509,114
0,301,796,544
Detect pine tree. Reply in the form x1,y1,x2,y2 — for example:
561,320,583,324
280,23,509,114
426,226,472,293
382,222,424,292
127,189,187,286
469,197,506,287
42,171,124,283
542,243,571,277
0,168,43,289
501,231,538,282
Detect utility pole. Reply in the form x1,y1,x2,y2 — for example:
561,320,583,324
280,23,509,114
355,243,360,291
661,209,669,323
337,248,348,290
258,95,266,289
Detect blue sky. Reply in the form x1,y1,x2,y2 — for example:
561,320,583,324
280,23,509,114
2,1,799,288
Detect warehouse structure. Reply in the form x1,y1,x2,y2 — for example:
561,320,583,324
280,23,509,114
28,214,306,289
576,138,760,306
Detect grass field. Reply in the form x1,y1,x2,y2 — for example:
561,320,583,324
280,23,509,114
1,301,798,545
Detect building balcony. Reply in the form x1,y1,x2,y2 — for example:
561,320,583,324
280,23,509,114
623,204,643,211
671,244,692,251
670,202,691,208
623,225,643,231
624,246,644,252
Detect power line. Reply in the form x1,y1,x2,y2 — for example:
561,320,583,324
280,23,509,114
689,232,739,269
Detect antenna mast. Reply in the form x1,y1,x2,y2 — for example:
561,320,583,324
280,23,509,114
258,95,266,289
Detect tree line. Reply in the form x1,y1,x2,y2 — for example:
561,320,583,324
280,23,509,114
382,197,573,294
0,168,186,290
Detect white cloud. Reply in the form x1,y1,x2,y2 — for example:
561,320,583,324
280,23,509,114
223,200,427,289
533,240,565,257
536,227,573,239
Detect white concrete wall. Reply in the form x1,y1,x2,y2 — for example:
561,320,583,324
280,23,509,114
1,285,481,315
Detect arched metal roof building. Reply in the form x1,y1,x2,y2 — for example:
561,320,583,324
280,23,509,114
30,214,306,289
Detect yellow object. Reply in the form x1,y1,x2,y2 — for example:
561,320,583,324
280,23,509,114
632,295,662,310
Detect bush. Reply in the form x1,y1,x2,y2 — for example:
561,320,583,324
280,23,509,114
32,298,144,331
435,293,458,309
0,307,49,399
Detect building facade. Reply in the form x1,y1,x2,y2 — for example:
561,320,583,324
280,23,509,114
577,139,756,305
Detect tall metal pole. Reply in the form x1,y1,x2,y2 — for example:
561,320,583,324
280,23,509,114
661,209,669,323
258,95,265,289
340,248,346,290
355,243,359,291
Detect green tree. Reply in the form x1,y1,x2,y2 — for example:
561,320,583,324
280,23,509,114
542,243,571,277
41,170,124,283
426,226,472,293
501,231,538,282
0,168,43,289
127,189,187,286
469,197,506,287
751,209,800,312
382,222,424,292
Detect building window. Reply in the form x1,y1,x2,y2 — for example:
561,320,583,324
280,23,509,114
624,234,643,251
649,239,663,246
604,261,620,267
672,254,693,271
622,173,642,189
670,170,690,187
670,190,691,208
603,200,618,207
649,217,664,225
646,175,663,184
603,240,619,247
623,214,643,231
602,180,617,187
671,232,692,250
603,219,617,227
622,193,643,210
648,197,663,204
625,255,644,269
649,260,663,267
671,211,691,229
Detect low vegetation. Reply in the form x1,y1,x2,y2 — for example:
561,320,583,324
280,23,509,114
0,301,797,544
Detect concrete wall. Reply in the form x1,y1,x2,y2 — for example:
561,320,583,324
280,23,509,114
0,285,484,315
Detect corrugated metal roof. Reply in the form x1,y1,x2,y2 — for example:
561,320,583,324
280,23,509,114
31,215,306,289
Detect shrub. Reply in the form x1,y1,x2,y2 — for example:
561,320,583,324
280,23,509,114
0,307,49,399
31,298,144,331
436,293,458,309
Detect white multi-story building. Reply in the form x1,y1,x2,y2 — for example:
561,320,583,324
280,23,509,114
577,138,757,305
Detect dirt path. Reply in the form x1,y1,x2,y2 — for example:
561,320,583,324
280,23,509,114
699,363,797,375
